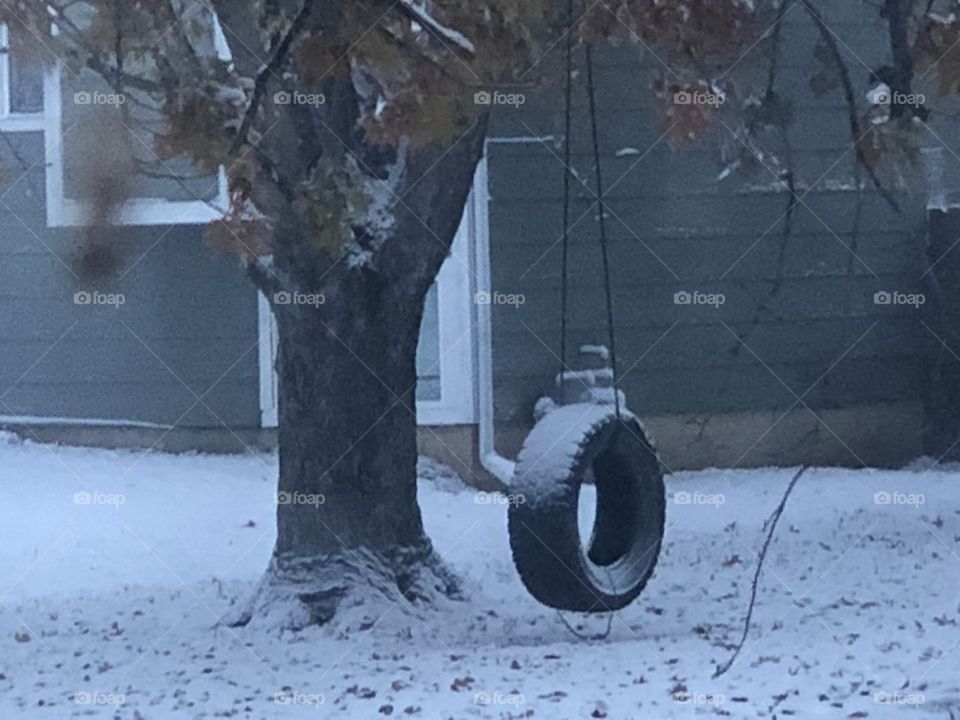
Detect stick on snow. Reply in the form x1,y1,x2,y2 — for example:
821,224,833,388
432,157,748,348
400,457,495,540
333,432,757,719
713,464,809,679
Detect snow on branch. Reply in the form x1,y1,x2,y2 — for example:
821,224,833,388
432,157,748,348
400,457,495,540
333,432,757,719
344,139,410,268
398,0,475,56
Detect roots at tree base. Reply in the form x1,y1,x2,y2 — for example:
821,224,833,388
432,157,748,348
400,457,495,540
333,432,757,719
225,541,462,631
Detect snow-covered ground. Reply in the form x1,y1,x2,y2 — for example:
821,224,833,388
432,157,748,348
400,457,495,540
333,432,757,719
1,433,959,718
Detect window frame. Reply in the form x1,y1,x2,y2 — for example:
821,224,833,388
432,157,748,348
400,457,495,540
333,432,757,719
0,24,46,133
0,20,228,226
44,21,230,227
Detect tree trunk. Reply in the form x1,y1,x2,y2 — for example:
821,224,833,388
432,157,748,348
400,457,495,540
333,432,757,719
227,115,488,630
234,268,459,629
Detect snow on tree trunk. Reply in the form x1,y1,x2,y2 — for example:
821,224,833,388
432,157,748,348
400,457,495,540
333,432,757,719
233,269,460,630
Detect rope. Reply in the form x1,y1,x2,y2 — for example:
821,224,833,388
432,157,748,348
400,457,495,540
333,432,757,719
559,0,574,380
551,27,623,631
584,43,621,417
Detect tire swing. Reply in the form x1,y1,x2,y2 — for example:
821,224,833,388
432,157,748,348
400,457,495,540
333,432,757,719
507,27,666,613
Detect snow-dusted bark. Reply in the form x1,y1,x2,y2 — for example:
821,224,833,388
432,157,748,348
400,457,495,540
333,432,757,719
400,1,476,54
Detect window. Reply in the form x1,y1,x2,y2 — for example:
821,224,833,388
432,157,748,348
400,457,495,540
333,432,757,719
417,201,477,425
416,286,442,401
0,24,46,130
7,24,44,114
4,15,229,226
44,35,229,226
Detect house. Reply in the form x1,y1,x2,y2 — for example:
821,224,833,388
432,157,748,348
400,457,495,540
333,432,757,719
0,6,956,488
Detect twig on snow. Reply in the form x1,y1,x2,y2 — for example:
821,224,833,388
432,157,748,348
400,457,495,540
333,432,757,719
713,464,810,678
557,609,614,641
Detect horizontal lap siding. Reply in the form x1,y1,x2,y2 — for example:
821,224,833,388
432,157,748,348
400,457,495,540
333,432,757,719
0,133,261,428
487,13,931,428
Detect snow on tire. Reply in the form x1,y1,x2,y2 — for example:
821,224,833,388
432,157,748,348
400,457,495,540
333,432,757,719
507,403,665,612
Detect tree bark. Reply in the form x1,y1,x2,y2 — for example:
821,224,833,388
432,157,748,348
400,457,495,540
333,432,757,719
884,0,918,120
274,277,425,558
234,266,460,628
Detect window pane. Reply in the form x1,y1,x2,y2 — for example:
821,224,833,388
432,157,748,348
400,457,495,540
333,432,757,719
416,284,441,401
61,68,221,203
9,25,44,113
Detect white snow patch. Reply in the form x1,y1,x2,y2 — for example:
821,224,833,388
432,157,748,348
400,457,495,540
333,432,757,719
0,415,171,429
486,135,558,145
510,404,623,508
345,139,409,268
1,443,959,717
867,82,892,106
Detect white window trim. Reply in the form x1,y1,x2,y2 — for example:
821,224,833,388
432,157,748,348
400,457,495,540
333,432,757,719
418,196,478,426
42,62,229,227
257,176,481,428
0,24,9,121
258,291,280,428
0,24,45,133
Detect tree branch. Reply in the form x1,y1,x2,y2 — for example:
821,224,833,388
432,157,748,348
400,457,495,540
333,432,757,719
379,115,488,293
231,0,315,155
394,0,476,59
885,0,915,119
802,0,905,216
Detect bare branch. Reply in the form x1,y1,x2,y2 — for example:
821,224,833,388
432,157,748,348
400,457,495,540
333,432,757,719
395,1,476,58
802,0,905,215
231,0,315,155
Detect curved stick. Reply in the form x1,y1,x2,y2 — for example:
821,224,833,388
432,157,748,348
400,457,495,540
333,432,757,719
713,464,810,678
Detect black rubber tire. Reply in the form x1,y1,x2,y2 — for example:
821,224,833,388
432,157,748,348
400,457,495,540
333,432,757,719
507,403,665,612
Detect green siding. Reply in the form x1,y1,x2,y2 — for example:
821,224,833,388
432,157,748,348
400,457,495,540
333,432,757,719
0,133,261,427
486,9,933,431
